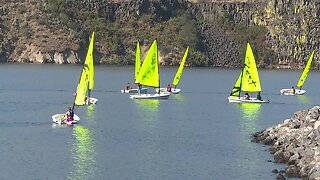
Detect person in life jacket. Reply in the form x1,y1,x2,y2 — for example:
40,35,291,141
65,106,74,122
167,84,172,92
137,83,142,95
125,83,131,90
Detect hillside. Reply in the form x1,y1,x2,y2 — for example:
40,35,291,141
0,0,319,68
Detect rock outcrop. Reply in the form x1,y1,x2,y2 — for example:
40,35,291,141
0,0,319,67
252,106,320,179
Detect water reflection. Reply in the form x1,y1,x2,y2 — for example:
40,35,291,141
68,126,96,180
239,103,261,126
235,103,262,173
297,95,310,104
237,103,261,134
171,94,186,101
135,99,160,113
237,103,262,145
86,105,96,123
134,100,160,129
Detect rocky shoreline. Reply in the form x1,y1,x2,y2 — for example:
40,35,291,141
252,106,320,179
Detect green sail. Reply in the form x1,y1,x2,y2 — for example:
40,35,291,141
240,43,261,92
75,66,89,106
135,42,141,81
230,72,242,97
296,51,314,88
135,40,159,87
84,32,95,90
172,47,189,86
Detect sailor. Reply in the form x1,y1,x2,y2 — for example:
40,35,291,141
125,83,131,90
65,106,74,122
290,86,296,94
243,93,250,100
137,83,142,95
257,92,262,101
167,84,172,92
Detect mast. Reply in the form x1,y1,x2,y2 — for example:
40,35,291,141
238,44,247,98
72,66,85,111
157,39,160,95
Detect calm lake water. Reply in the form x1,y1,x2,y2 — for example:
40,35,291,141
0,64,318,180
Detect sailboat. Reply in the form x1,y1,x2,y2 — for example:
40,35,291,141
121,42,148,94
130,40,170,99
280,51,314,95
84,32,98,104
157,47,189,94
228,43,269,103
52,32,96,124
51,64,88,124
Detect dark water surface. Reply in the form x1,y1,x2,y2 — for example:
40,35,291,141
0,64,317,180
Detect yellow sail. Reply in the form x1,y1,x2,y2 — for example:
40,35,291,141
135,42,141,81
84,32,95,90
75,66,89,106
296,51,314,88
135,40,159,87
230,72,242,97
240,43,261,92
172,47,189,86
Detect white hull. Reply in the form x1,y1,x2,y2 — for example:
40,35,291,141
130,92,170,99
155,88,181,94
121,88,148,94
52,114,80,125
228,96,269,103
280,89,306,95
87,97,98,105
171,88,181,94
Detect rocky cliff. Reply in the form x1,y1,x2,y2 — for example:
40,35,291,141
252,106,320,179
0,0,319,68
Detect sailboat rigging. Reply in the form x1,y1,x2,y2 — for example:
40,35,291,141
52,32,97,124
228,43,269,103
156,47,189,94
280,51,314,95
121,42,148,94
130,40,170,99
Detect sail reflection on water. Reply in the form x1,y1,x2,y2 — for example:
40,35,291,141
135,99,160,112
86,105,96,122
237,103,262,134
171,94,186,101
134,99,160,129
235,103,262,172
69,126,96,180
297,95,311,104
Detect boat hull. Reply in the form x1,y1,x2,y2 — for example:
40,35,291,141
87,97,98,105
52,114,80,125
228,96,269,103
280,89,306,95
130,92,170,99
155,88,181,94
121,88,148,94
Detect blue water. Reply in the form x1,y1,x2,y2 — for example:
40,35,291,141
0,64,317,179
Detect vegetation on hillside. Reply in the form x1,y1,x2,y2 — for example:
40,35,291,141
216,10,274,66
43,0,207,66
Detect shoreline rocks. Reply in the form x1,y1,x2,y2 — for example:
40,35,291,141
252,106,320,179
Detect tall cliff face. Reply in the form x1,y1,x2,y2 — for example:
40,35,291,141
194,0,320,68
0,0,319,68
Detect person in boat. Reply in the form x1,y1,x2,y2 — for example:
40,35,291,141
167,84,172,92
257,92,262,101
85,96,91,105
65,106,74,122
137,83,142,95
125,83,131,91
290,86,296,94
243,93,250,100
